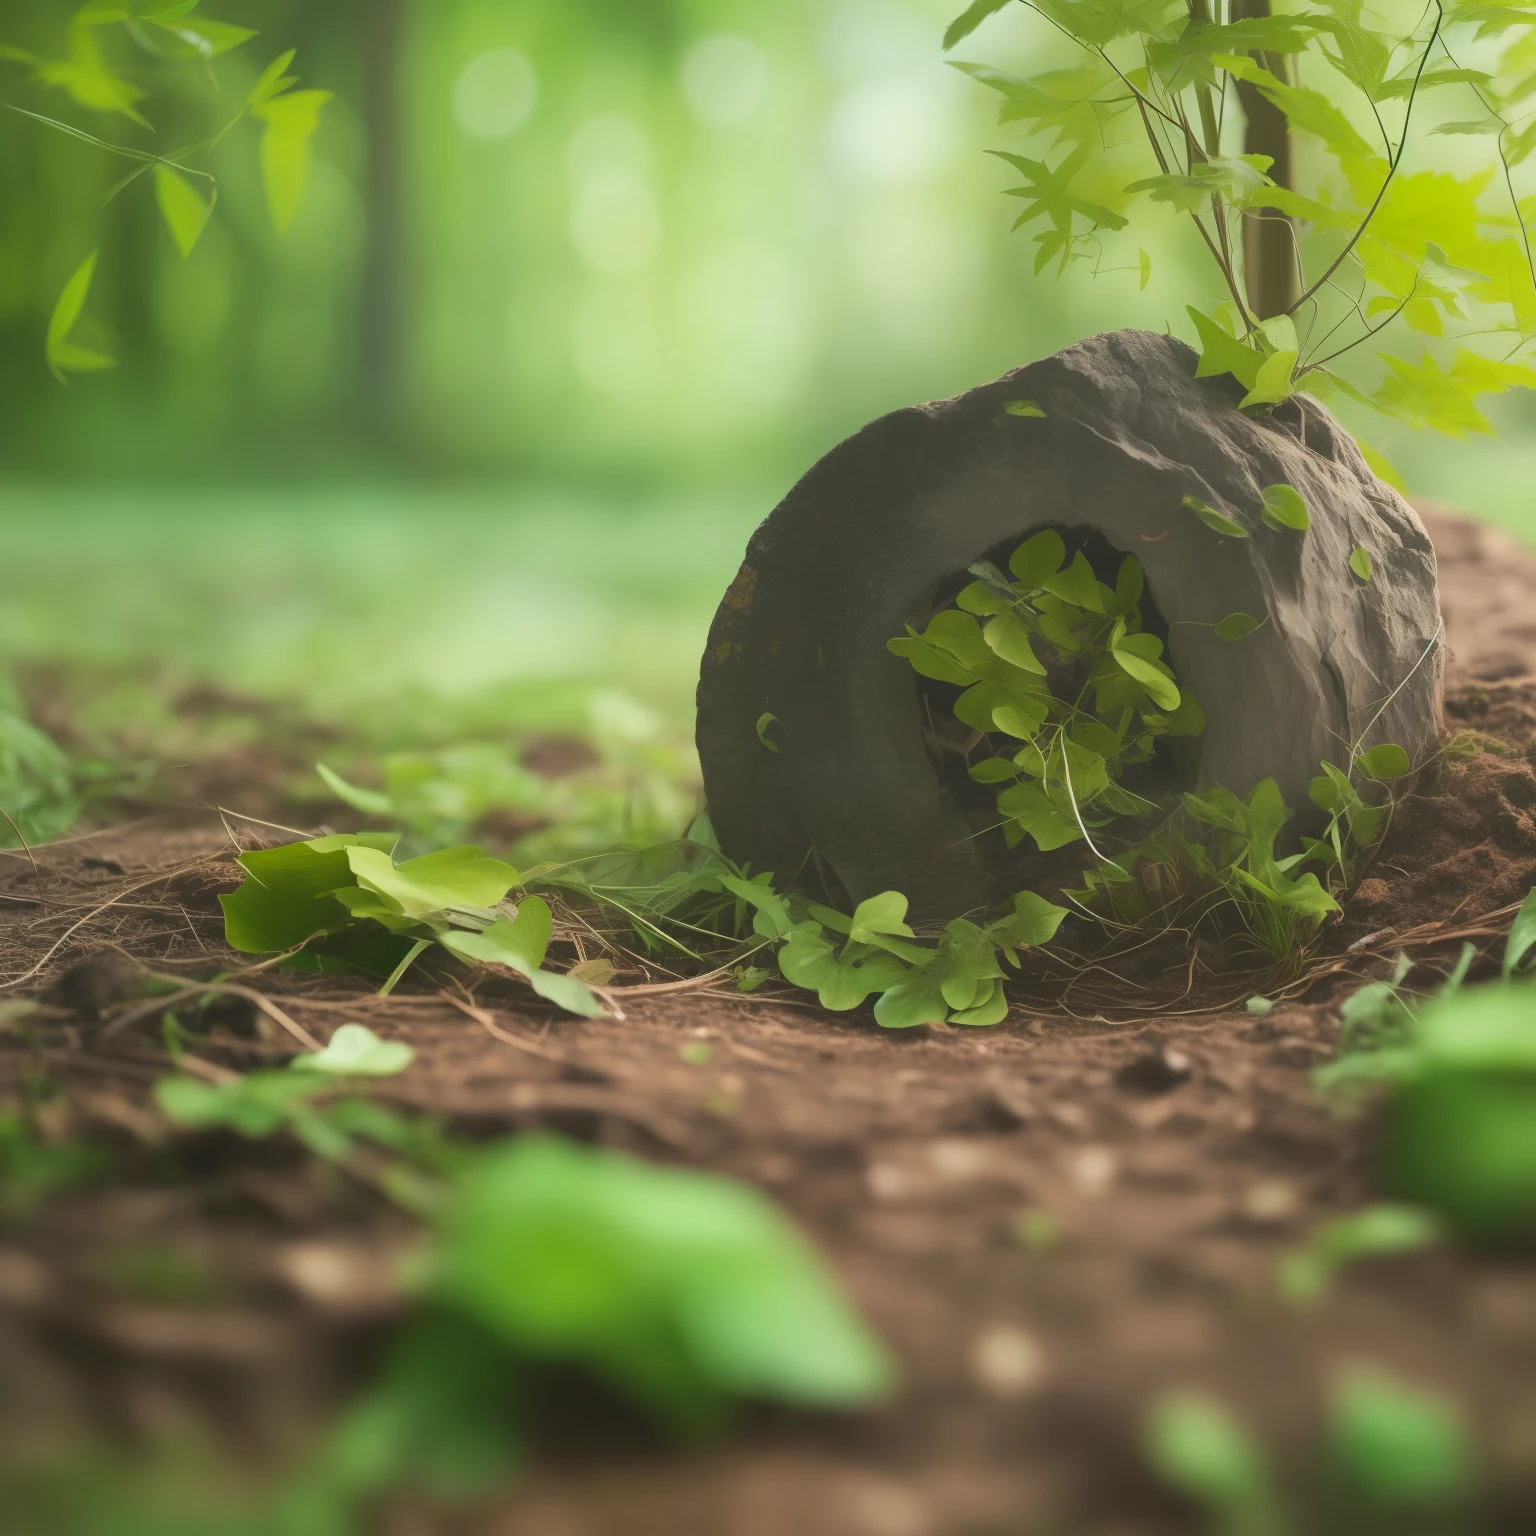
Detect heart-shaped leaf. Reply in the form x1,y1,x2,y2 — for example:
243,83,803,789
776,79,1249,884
1259,483,1310,531
1183,496,1248,538
1214,612,1261,641
1357,743,1410,780
294,1023,416,1077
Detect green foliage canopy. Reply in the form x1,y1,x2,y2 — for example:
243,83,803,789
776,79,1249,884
0,2,328,377
948,0,1536,437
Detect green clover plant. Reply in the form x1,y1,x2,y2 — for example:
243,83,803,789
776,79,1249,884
218,832,602,1017
890,532,1212,854
892,528,1409,962
724,875,1069,1029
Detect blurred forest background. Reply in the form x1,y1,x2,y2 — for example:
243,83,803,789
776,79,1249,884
4,0,1536,742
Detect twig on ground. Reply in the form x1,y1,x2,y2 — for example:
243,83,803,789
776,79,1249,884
100,983,324,1052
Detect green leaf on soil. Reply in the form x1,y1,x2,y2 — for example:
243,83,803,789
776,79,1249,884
293,1023,416,1078
1276,1204,1441,1305
1503,887,1536,979
1003,398,1046,417
1143,1391,1277,1527
1327,1370,1473,1506
434,1135,896,1432
440,903,604,1019
344,844,520,920
219,832,401,953
1350,547,1374,582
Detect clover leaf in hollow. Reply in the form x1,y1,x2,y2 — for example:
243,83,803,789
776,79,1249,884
997,781,1083,851
220,832,403,953
1109,625,1182,712
968,757,1019,786
887,628,978,686
955,580,1008,616
1008,529,1067,590
953,678,1048,738
1040,550,1105,612
345,844,520,922
433,1135,895,1437
982,612,1047,674
1259,483,1310,531
933,919,1005,1011
1114,555,1144,614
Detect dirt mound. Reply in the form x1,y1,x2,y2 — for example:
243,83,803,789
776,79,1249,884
1341,723,1536,954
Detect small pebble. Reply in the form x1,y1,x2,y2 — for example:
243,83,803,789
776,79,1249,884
1071,1145,1118,1195
971,1322,1047,1398
1115,1046,1193,1095
928,1138,988,1179
1241,1180,1299,1223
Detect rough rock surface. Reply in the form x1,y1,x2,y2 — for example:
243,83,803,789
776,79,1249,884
697,329,1444,914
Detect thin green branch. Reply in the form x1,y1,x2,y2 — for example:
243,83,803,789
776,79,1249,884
1287,0,1445,317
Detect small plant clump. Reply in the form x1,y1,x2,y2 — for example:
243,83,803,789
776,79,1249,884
889,528,1411,963
1318,889,1536,1244
889,530,1209,854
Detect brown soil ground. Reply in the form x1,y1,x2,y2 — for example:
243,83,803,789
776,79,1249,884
5,510,1536,1535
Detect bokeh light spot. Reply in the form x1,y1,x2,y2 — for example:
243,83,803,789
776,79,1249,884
571,173,662,274
680,35,770,127
452,49,538,141
829,79,959,185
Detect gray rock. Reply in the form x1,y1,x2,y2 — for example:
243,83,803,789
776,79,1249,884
697,329,1443,915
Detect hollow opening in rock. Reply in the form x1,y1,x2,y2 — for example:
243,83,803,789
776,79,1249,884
912,523,1198,896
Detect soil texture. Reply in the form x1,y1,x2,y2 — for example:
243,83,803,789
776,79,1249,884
4,510,1536,1535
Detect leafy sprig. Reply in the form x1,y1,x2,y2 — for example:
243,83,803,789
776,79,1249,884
1,5,329,378
947,0,1536,438
891,531,1219,854
218,833,604,1017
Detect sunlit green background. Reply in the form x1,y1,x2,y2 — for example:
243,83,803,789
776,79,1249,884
4,0,1536,746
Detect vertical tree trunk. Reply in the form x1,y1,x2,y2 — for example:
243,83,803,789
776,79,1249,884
1231,0,1295,319
360,0,408,440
